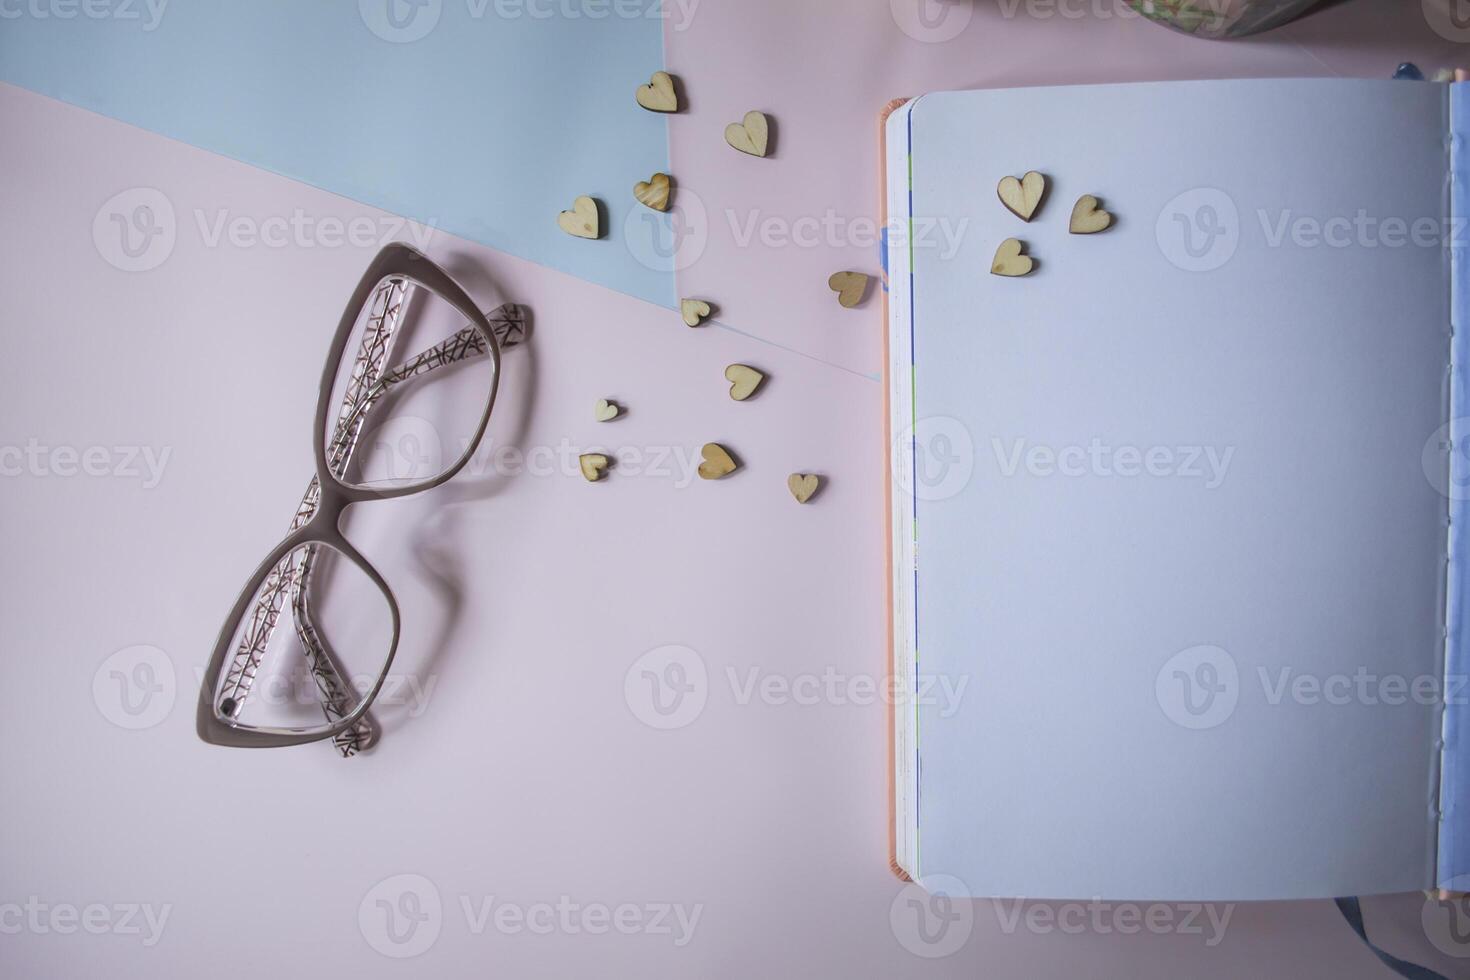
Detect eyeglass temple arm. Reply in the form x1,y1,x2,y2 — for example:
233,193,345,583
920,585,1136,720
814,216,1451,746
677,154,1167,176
385,302,525,377
288,545,381,754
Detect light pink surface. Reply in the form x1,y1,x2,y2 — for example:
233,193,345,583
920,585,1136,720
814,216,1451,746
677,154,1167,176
3,5,1470,976
664,1,1464,379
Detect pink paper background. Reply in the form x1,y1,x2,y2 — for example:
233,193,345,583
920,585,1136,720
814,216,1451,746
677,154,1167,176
3,2,1470,977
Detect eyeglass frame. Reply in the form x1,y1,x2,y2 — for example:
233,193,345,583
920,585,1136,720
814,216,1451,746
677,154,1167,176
196,243,522,751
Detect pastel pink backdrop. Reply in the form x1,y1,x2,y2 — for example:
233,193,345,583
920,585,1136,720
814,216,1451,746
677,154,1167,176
2,3,1469,978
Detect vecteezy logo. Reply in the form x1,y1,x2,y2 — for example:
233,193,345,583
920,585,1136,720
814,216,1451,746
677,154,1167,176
894,416,974,502
92,188,176,272
890,0,973,43
358,873,442,958
1156,188,1239,273
1424,878,1470,958
359,416,444,486
1421,418,1470,501
1425,0,1470,43
624,645,708,730
889,874,973,958
359,0,441,43
623,185,708,273
1155,645,1238,730
92,644,177,730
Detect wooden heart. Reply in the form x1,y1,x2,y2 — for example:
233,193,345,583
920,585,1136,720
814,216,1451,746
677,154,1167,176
827,271,869,308
997,171,1046,222
724,110,769,157
635,71,678,113
634,173,671,212
990,238,1034,277
594,399,620,422
724,364,764,401
681,298,711,327
787,473,820,504
1069,194,1113,234
579,453,610,482
698,443,737,480
557,196,599,239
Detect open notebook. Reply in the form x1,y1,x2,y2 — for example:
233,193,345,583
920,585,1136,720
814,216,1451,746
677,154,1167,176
883,78,1470,901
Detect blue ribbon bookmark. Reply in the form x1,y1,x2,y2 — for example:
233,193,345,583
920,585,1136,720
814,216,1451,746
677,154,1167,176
1335,897,1452,979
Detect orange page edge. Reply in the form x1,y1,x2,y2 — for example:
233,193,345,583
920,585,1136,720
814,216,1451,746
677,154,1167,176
880,96,912,883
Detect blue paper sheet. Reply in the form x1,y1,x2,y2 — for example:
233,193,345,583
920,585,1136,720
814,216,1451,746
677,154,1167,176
0,1,675,306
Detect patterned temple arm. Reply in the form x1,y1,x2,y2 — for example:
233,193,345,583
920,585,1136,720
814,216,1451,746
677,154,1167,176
215,283,526,756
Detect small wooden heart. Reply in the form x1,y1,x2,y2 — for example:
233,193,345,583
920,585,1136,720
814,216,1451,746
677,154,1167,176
594,399,620,422
557,196,599,239
698,443,737,480
724,110,769,157
828,271,869,309
724,364,764,401
787,473,820,504
1069,194,1113,234
579,453,610,482
997,171,1047,222
634,173,671,212
990,238,1034,277
681,298,711,327
635,71,678,113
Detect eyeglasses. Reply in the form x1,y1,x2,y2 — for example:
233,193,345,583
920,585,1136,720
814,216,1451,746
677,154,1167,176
196,243,525,754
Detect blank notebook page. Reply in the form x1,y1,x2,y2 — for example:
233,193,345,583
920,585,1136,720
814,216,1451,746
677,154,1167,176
909,79,1450,901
